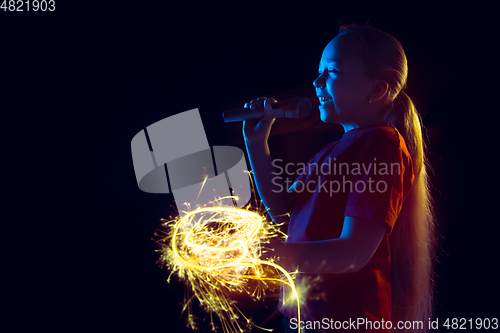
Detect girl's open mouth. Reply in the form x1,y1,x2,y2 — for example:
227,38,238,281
318,96,333,105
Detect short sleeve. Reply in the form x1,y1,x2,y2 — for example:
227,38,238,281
344,128,414,232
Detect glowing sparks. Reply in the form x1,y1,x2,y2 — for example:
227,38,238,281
157,204,301,333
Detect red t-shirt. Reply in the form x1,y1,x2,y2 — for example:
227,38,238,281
279,123,414,332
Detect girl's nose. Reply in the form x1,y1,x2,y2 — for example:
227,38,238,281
313,74,325,89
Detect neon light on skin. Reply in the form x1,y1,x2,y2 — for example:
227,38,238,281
161,204,301,333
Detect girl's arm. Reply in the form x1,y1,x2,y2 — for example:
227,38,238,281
243,97,296,224
270,216,387,274
245,138,295,224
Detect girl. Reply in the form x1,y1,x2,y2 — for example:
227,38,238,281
243,25,435,333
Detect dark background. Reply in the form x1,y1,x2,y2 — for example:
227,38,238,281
3,1,496,332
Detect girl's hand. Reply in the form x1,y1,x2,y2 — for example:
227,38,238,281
242,96,277,143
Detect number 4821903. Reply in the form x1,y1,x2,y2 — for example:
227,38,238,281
1,0,55,11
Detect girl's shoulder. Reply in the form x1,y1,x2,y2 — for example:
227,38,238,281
344,123,400,144
310,123,405,163
339,123,411,164
337,123,402,153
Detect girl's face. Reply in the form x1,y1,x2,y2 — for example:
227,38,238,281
314,34,377,128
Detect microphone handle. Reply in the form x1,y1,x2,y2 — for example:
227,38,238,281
223,107,265,123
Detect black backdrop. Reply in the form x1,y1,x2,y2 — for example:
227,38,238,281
3,1,496,332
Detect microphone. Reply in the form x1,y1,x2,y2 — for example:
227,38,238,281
223,96,312,122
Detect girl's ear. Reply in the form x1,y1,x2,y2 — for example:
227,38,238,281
370,80,389,102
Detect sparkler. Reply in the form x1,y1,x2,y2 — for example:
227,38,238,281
132,109,302,332
157,198,301,333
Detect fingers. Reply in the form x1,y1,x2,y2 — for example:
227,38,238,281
244,96,268,110
263,97,278,121
264,97,277,105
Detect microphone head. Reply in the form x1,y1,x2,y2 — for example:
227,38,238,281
281,96,312,118
295,96,312,118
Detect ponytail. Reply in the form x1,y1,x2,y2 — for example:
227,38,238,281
384,91,424,175
385,91,436,332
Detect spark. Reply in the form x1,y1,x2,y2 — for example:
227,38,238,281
157,203,301,333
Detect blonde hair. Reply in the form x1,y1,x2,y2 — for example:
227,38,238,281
338,24,436,332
